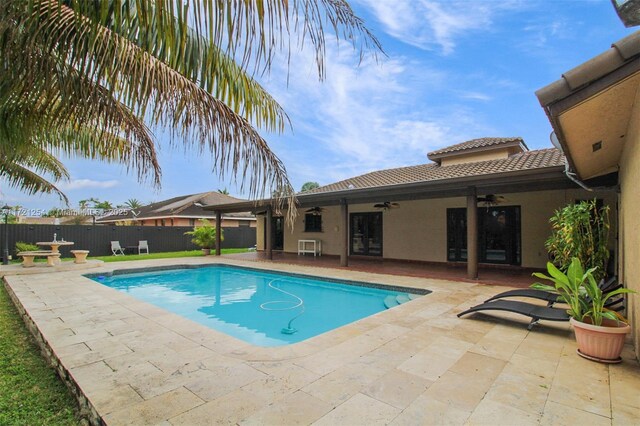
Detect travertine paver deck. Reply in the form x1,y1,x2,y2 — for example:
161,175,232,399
3,256,639,425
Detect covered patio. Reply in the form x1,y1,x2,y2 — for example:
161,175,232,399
205,137,617,284
225,251,541,288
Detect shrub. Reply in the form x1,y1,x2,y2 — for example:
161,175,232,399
184,219,223,249
15,242,39,253
545,200,610,282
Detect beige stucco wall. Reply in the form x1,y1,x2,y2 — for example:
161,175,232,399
439,147,516,166
619,84,640,356
256,188,616,269
256,217,265,251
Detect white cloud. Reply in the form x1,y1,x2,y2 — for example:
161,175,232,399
456,91,492,101
58,179,119,191
260,45,493,185
357,0,523,54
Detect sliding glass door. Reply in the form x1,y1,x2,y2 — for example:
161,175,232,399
447,206,521,265
350,212,383,256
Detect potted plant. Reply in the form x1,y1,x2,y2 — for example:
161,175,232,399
532,258,634,363
184,219,223,255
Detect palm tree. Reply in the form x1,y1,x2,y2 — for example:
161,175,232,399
0,1,381,221
78,198,99,209
124,199,143,209
217,188,230,195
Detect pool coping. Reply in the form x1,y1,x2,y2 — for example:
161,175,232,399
5,256,638,425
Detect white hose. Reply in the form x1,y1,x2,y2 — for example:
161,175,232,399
260,279,305,333
260,279,304,311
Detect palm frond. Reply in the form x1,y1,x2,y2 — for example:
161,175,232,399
64,0,383,79
0,1,381,226
18,0,293,201
0,143,69,203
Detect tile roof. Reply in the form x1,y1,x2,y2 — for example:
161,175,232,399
427,137,526,160
97,191,252,222
536,30,640,106
306,148,564,195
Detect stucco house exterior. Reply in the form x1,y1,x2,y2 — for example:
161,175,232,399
207,137,617,279
536,30,640,358
97,191,256,228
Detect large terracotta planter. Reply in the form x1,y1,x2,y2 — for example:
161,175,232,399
201,248,211,256
570,317,630,363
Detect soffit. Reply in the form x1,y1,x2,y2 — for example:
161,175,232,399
556,72,640,179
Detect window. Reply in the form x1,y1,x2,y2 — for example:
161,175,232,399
238,220,250,227
304,214,322,232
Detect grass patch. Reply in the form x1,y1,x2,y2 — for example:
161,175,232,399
0,284,81,425
90,248,250,263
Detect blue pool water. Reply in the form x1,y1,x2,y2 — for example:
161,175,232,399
92,265,423,346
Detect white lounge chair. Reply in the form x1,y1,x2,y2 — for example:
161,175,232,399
111,241,125,256
138,240,149,255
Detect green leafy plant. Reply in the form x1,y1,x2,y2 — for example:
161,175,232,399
545,200,610,282
15,242,39,253
184,219,223,249
532,258,634,326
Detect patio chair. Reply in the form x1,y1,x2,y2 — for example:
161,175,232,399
458,292,625,330
138,240,149,255
111,241,125,256
483,276,620,307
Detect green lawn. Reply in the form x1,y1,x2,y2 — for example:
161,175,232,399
9,248,251,265
0,285,81,425
90,248,250,262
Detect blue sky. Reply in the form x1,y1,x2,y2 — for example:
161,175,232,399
2,0,635,212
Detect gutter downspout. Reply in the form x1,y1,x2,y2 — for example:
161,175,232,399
563,160,593,192
562,159,620,192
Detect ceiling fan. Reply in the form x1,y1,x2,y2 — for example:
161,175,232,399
373,201,400,210
477,194,506,206
305,206,324,215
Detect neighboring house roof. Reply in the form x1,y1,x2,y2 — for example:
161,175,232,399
426,137,527,162
17,216,92,225
307,148,564,195
97,192,255,223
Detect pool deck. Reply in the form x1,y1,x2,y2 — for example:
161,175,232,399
4,256,639,425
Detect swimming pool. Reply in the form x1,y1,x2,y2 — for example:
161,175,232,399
91,265,428,346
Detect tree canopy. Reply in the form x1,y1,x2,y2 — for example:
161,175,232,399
301,182,320,192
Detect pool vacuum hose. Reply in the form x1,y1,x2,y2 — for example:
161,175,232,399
260,279,305,334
